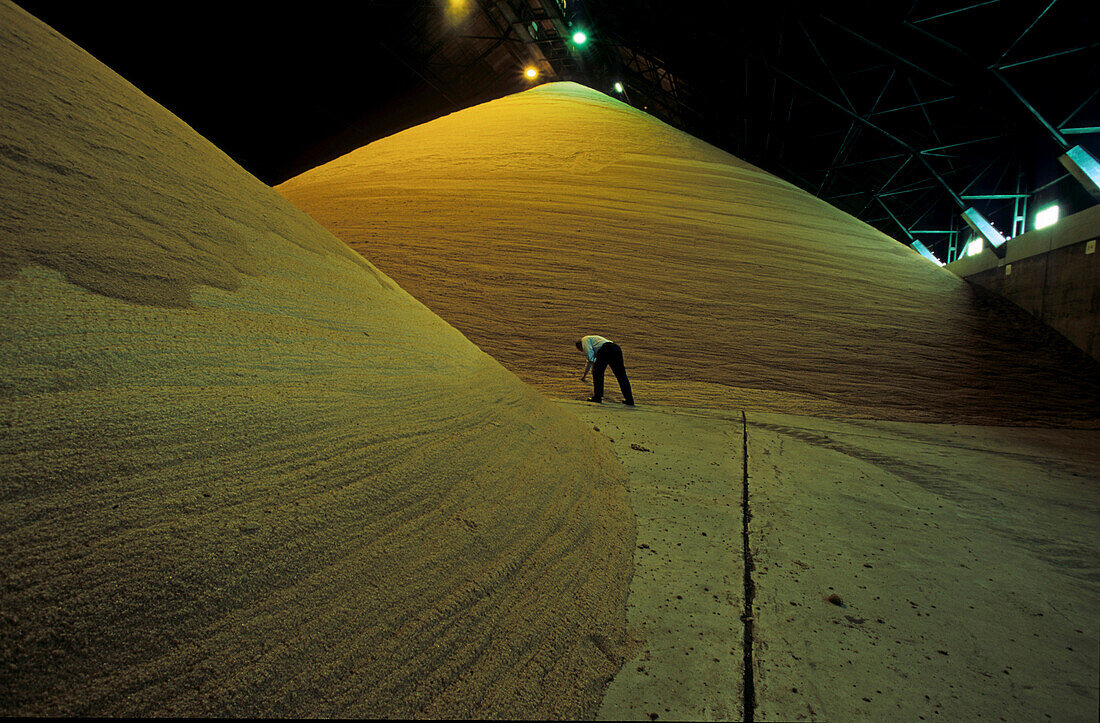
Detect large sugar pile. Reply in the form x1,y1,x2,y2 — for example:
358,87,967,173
280,82,1100,424
0,2,633,716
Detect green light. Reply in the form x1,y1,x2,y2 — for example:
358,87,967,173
614,82,623,93
572,30,587,44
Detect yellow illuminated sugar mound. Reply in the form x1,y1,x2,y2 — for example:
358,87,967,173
0,1,632,717
280,82,1100,425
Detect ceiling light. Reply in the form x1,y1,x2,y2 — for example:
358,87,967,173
572,31,587,44
445,0,472,23
1034,204,1059,230
524,67,538,79
614,82,623,93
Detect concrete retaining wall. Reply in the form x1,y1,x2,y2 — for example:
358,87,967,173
945,205,1100,360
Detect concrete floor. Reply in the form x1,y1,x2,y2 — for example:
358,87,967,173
561,401,1100,722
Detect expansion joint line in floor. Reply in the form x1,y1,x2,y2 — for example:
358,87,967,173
740,410,757,722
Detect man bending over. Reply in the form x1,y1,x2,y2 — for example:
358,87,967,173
577,334,635,406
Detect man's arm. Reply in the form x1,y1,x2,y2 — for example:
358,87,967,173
581,359,592,380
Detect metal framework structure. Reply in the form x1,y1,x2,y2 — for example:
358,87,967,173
374,1,1099,263
572,0,1099,263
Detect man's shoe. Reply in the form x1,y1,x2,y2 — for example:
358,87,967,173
624,400,636,406
586,397,602,403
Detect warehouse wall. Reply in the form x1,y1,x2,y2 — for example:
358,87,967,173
946,205,1100,361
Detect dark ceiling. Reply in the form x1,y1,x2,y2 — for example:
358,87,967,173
17,0,1100,263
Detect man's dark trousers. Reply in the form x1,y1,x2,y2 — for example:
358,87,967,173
593,342,635,404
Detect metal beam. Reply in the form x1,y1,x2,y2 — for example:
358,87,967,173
820,70,897,194
996,0,1060,65
880,183,938,197
868,95,955,117
1059,145,1100,200
901,17,1084,153
1059,86,1100,128
819,14,951,85
765,60,965,208
997,42,1100,70
921,134,1005,154
1032,172,1070,194
962,207,1007,248
1012,170,1027,237
903,19,968,56
910,239,945,265
877,154,913,195
483,0,559,76
613,53,692,127
835,152,909,170
877,197,916,242
960,155,1002,195
834,64,891,80
536,0,571,41
454,34,510,70
797,16,855,110
909,76,952,169
802,18,864,194
377,41,462,110
910,1,1001,24
616,47,692,123
825,190,868,201
991,69,1069,150
1062,127,1100,135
